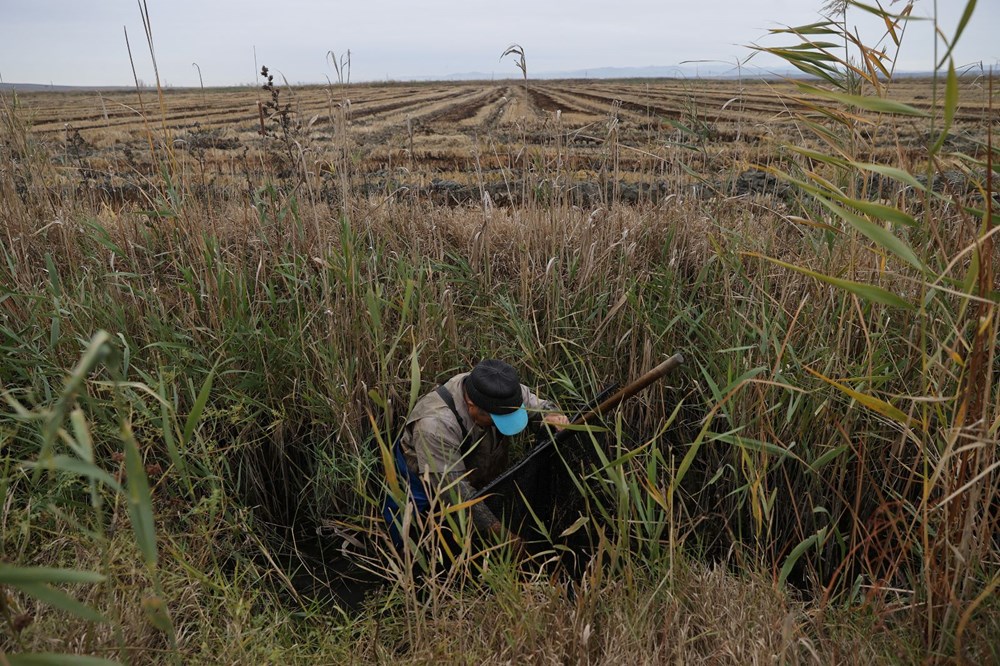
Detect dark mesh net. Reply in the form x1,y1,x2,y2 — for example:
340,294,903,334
475,431,606,551
473,384,623,567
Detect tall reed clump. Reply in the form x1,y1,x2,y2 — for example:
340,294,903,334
1,333,180,664
747,0,998,654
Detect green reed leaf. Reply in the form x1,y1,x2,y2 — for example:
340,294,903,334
779,527,827,588
810,444,851,472
408,345,421,414
15,583,107,623
0,566,105,585
69,409,94,462
122,421,158,568
930,59,959,155
797,83,928,117
805,366,912,425
853,163,928,192
814,196,926,271
937,0,977,68
846,199,918,228
23,455,122,493
749,254,913,309
769,21,840,36
7,655,120,666
182,365,215,447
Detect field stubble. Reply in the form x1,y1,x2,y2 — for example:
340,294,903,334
14,76,991,210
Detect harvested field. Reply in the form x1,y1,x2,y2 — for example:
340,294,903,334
12,77,995,210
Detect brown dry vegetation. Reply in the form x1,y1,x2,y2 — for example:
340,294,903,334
2,23,999,663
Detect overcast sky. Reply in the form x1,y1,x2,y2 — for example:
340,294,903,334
1,1,997,86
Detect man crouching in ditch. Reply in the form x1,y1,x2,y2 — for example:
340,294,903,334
382,359,568,557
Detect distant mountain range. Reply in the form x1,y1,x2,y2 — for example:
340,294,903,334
417,64,941,82
0,64,941,91
422,64,794,81
0,82,137,92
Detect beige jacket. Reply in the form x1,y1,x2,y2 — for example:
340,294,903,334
400,372,556,490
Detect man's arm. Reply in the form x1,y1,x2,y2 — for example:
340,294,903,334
429,471,523,556
522,386,570,432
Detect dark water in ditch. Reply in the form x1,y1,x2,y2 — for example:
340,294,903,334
270,528,386,612
269,429,610,611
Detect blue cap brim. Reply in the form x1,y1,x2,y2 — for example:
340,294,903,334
490,405,528,436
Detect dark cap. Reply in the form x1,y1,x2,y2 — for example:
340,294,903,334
465,359,523,415
465,360,528,435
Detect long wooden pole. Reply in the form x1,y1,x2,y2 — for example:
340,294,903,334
569,353,684,429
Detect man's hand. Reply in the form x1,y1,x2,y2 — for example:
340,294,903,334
542,413,570,431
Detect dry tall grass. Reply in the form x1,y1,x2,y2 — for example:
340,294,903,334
1,1,998,663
